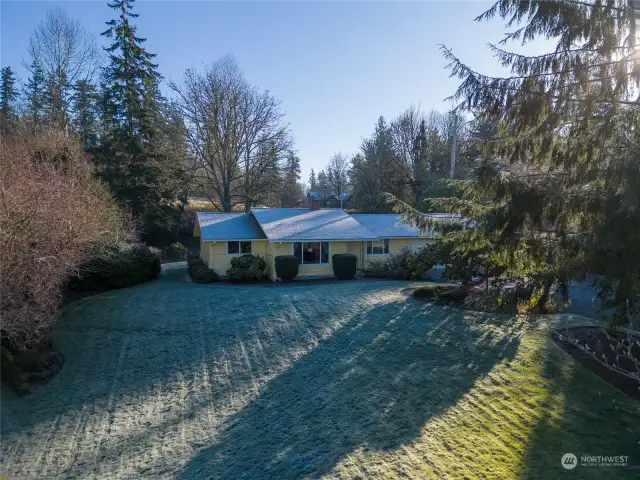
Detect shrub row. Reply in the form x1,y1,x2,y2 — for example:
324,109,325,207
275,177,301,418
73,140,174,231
70,244,161,291
188,252,360,283
272,253,358,281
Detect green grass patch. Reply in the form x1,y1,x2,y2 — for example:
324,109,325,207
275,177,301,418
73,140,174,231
1,268,637,479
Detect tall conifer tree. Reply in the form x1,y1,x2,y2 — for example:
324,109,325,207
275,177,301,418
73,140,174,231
0,66,18,131
72,79,100,151
97,0,185,246
24,61,48,128
387,0,640,327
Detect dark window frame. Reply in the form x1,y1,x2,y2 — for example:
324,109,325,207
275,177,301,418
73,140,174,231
227,241,252,255
366,239,390,255
293,242,330,264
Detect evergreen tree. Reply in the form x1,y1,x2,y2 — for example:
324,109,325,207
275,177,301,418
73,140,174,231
308,169,317,189
387,0,640,327
411,119,428,201
0,66,18,131
317,170,328,189
326,167,335,191
280,154,304,207
352,116,409,212
72,80,100,151
24,61,48,128
97,0,185,247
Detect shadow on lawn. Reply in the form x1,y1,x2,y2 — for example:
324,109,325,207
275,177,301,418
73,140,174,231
517,335,640,480
178,298,522,479
1,277,428,450
1,272,524,479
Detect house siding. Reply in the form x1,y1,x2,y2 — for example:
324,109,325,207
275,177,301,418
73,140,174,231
199,237,207,263
201,238,435,279
346,241,364,269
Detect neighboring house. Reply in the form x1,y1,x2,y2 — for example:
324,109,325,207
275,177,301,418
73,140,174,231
194,207,456,280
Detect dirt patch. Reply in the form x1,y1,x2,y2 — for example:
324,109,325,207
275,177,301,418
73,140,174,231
552,326,640,401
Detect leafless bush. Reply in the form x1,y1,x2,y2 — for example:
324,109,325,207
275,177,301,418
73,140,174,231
0,130,133,350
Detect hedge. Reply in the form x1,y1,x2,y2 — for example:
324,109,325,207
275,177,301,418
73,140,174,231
332,253,357,280
275,255,300,281
70,244,161,290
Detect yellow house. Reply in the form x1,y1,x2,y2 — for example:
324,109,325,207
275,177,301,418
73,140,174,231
194,208,449,281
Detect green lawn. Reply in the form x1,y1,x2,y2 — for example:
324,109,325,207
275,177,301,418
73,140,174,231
1,266,638,479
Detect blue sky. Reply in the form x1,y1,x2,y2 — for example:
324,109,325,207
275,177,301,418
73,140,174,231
1,1,548,181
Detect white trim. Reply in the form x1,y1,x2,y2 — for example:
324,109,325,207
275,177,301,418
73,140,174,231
293,241,331,265
226,241,252,256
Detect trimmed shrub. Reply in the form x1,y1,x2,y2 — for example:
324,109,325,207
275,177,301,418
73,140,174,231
71,244,161,290
162,242,188,262
275,255,300,281
189,264,219,284
226,254,267,282
332,253,357,280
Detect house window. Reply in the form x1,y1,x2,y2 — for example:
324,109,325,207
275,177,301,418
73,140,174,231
294,242,330,264
227,241,251,255
367,239,390,255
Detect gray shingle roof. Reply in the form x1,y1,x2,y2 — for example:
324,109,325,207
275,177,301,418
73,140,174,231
196,213,266,241
351,213,457,238
250,208,377,241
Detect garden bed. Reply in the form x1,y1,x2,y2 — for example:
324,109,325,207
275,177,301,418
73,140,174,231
552,326,639,401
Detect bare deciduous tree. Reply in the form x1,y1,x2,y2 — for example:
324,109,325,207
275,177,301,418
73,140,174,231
326,152,350,201
391,104,422,168
27,7,99,132
170,55,292,211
